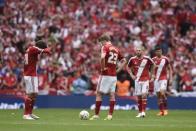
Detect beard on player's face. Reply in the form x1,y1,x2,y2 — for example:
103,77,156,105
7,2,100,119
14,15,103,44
136,53,142,57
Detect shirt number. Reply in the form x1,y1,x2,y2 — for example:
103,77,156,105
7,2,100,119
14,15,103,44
108,52,118,64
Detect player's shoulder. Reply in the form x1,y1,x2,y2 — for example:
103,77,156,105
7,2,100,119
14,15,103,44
152,56,157,60
162,55,170,61
108,44,119,52
128,56,137,62
144,55,152,60
28,46,38,50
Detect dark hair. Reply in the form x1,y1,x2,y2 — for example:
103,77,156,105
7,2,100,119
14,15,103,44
35,40,47,49
98,34,111,42
154,45,162,51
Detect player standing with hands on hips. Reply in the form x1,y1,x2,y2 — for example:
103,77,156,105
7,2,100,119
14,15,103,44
23,40,51,120
90,34,126,120
127,46,155,118
152,46,173,116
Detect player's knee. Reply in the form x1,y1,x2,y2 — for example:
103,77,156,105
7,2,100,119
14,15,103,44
160,90,165,96
96,92,102,101
141,93,147,98
109,93,115,101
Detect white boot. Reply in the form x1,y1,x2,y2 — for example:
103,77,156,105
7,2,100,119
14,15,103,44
23,115,35,120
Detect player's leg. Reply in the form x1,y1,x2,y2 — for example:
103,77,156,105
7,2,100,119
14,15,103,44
23,76,39,120
156,91,164,116
155,80,164,116
135,81,143,117
95,91,103,116
23,93,34,120
23,76,34,120
29,77,40,119
141,93,147,117
90,76,104,120
29,93,40,119
158,80,168,116
161,80,168,115
90,91,102,120
140,81,149,117
104,92,115,120
136,95,143,118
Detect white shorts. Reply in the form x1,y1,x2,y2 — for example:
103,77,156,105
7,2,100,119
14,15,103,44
134,80,149,96
154,80,167,92
96,75,117,94
24,76,39,94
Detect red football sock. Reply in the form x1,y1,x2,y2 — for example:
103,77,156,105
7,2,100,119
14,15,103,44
29,99,35,114
24,97,32,115
158,99,164,112
138,98,142,113
109,101,115,115
142,99,147,112
163,98,168,110
95,101,102,115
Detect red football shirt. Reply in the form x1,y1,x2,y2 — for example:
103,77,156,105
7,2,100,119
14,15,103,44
152,56,169,80
101,42,123,76
127,56,154,81
24,46,49,76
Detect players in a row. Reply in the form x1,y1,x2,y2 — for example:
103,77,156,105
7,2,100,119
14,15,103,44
90,34,172,120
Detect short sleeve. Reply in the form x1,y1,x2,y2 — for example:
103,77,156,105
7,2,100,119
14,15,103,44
165,57,170,65
127,58,133,68
148,57,154,65
101,46,107,58
118,51,123,61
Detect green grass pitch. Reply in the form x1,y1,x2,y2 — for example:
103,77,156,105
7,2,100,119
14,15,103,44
0,109,196,131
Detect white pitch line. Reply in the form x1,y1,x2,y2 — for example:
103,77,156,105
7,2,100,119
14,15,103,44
0,122,196,128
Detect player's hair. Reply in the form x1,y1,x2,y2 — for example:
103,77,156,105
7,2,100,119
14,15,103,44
98,34,111,42
134,45,145,51
154,45,162,51
35,40,47,49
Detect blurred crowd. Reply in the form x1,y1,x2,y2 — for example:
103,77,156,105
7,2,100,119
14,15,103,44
0,0,195,96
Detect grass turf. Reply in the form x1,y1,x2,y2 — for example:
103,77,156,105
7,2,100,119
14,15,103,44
0,109,196,131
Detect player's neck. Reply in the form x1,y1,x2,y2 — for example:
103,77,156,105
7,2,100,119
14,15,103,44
157,55,162,58
137,55,143,59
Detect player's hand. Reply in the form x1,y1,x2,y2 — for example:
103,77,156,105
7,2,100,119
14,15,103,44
101,67,108,72
44,48,51,54
168,79,173,86
150,75,155,82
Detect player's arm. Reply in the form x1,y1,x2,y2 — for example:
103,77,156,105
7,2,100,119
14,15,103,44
100,46,107,72
42,47,51,54
31,46,51,55
150,58,156,82
126,58,136,80
116,58,126,73
167,60,173,86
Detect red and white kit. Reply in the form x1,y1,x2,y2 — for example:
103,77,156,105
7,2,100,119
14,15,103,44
97,42,123,94
24,46,49,94
152,56,170,92
127,56,154,95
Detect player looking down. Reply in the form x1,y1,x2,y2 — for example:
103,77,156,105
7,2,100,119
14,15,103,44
90,34,126,120
127,46,155,118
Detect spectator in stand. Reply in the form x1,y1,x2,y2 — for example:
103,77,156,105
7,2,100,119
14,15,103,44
0,0,195,95
2,70,17,90
116,74,132,96
72,72,89,94
179,66,193,92
55,72,70,95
